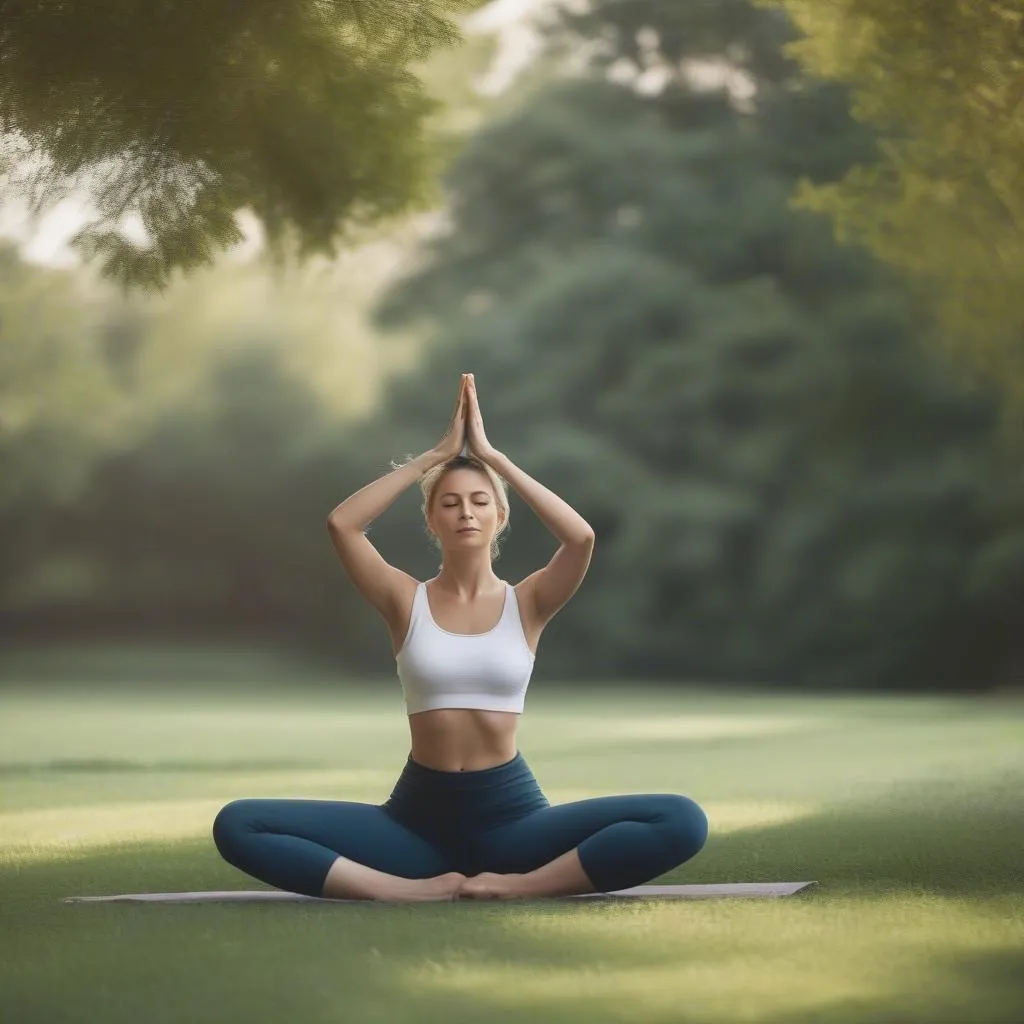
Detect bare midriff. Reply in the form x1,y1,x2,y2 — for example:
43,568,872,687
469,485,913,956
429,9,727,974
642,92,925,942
407,707,520,771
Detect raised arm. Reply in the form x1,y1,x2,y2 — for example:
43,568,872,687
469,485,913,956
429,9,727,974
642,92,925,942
464,374,594,546
464,373,596,625
326,449,446,623
328,449,446,534
487,450,596,626
327,375,469,621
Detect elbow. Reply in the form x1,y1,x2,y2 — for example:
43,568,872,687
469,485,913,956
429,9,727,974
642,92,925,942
328,514,368,536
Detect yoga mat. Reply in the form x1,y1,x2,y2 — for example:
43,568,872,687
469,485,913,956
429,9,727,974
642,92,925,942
64,881,816,903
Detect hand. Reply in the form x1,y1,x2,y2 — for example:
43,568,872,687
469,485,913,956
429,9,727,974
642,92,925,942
464,374,498,463
431,374,469,460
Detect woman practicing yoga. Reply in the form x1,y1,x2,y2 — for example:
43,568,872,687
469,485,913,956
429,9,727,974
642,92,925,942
212,373,709,901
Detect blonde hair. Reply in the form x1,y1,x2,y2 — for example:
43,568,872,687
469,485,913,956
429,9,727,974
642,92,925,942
390,453,510,561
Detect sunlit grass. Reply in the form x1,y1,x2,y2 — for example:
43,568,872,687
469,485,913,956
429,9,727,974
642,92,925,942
403,898,1022,1022
1,659,1023,1024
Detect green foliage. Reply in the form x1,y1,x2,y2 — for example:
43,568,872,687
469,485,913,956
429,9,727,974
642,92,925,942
0,234,434,663
0,243,130,510
5,0,1024,691
0,335,386,665
367,0,1024,689
0,0,484,290
754,0,1024,396
545,0,799,84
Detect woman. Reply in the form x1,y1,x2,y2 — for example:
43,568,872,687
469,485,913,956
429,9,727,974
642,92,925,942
212,373,709,901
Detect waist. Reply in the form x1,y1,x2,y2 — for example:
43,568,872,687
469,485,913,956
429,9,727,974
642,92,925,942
408,707,519,771
382,749,550,830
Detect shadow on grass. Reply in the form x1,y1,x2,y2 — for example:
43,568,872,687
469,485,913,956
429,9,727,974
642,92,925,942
757,947,1024,1024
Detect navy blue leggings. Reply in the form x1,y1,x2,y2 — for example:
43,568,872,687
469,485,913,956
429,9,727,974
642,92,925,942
212,750,709,898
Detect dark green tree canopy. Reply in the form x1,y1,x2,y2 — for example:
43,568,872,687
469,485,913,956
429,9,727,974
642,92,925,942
369,0,1022,689
6,0,1024,691
0,0,481,290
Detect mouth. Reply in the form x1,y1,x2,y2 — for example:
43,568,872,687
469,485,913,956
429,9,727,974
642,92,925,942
457,528,479,534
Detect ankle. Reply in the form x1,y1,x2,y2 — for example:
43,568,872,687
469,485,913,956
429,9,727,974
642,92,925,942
321,855,413,900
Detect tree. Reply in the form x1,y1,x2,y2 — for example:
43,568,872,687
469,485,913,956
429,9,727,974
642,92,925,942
0,0,484,291
754,0,1024,396
0,242,128,511
368,0,1022,689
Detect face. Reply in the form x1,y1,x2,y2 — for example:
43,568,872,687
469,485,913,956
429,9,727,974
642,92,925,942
430,468,504,549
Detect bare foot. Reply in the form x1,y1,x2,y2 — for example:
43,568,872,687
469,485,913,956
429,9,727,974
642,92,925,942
384,871,468,903
457,872,528,900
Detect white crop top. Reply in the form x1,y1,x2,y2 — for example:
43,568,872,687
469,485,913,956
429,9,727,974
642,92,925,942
395,580,536,715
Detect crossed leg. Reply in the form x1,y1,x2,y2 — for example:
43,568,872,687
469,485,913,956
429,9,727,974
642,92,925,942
212,798,461,900
462,793,709,897
212,792,709,900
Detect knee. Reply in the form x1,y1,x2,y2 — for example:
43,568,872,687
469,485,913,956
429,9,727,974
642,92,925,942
211,799,254,854
656,794,709,860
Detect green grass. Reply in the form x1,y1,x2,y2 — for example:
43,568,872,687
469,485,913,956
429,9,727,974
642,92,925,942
2,655,1023,1024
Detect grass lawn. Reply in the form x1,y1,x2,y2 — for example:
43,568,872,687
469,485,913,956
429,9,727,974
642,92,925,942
1,648,1023,1023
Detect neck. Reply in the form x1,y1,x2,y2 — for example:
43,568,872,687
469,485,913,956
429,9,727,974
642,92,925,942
433,553,502,596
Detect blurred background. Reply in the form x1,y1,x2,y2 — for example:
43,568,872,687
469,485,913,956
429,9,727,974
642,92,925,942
3,0,1024,698
5,7,1024,1020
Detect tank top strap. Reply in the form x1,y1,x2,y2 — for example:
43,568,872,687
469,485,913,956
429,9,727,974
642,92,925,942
400,581,426,639
411,580,427,618
498,580,521,631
